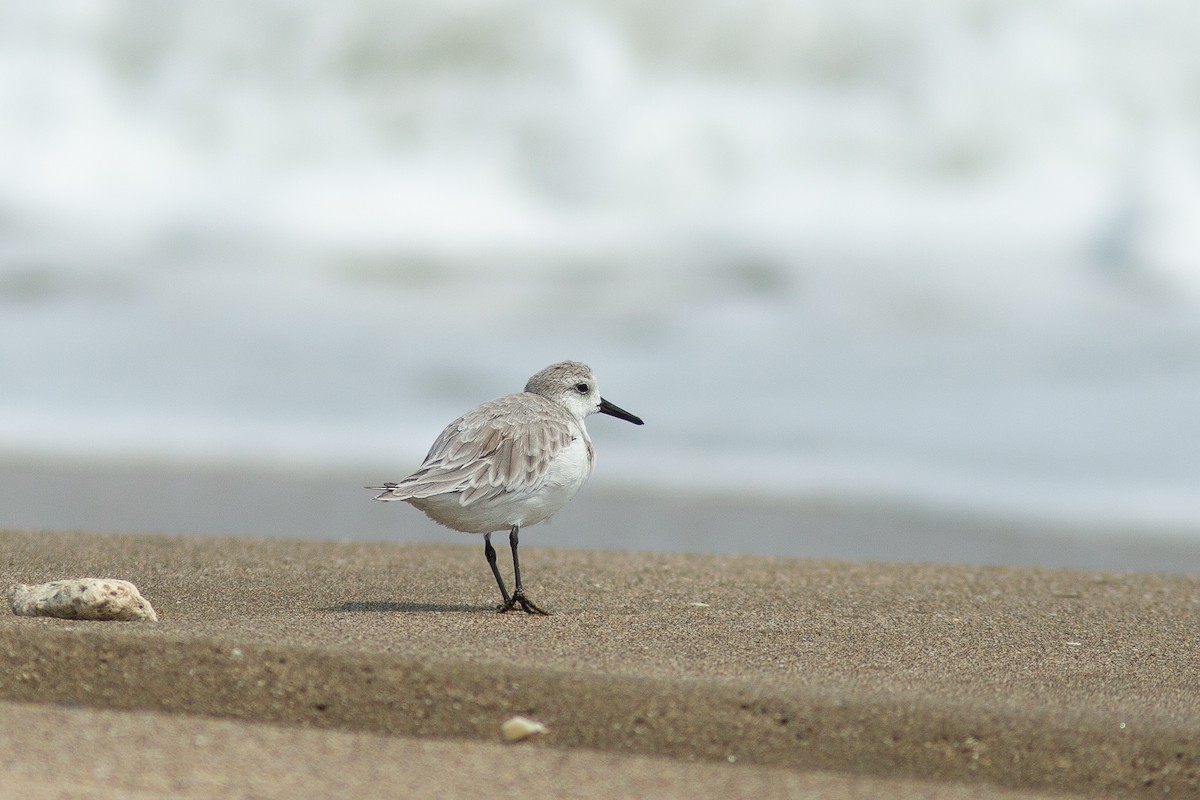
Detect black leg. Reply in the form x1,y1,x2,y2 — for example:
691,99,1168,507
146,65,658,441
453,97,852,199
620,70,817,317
510,524,525,593
497,524,549,615
484,532,511,606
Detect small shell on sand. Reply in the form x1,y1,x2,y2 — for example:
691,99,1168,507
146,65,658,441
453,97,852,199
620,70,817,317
501,715,548,742
8,578,158,622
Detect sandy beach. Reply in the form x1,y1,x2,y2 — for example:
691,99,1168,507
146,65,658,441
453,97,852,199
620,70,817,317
1,529,1197,798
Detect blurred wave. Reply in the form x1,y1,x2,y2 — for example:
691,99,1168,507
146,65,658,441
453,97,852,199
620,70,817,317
1,1,1199,537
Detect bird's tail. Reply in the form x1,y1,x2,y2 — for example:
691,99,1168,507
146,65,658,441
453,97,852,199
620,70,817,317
366,482,407,501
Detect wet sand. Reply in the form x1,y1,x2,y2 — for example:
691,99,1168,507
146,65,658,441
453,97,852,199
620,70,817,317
3,456,1199,573
1,529,1198,798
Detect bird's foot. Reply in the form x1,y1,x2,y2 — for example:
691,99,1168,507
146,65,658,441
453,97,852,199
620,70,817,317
497,590,550,616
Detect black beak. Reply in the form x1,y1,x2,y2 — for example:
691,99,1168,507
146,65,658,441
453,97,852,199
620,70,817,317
599,397,644,425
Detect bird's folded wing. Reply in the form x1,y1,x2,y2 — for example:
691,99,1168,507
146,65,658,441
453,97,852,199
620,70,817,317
386,396,575,506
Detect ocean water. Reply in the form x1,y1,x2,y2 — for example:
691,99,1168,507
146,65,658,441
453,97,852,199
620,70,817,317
2,2,1199,552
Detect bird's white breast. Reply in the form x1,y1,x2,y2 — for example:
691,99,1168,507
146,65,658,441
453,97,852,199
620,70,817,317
515,428,593,527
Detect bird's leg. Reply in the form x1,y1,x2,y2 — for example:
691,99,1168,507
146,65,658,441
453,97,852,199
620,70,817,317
484,532,512,607
498,524,550,615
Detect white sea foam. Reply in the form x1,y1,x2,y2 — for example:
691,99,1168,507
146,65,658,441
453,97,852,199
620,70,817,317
0,2,1198,540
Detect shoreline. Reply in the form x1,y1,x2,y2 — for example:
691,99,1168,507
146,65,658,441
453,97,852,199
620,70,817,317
2,529,1198,797
1,456,1199,574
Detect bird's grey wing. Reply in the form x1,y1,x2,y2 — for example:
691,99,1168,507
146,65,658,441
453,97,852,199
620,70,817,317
376,396,574,506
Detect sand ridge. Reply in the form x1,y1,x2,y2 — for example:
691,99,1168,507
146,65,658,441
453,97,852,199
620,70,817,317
1,529,1198,797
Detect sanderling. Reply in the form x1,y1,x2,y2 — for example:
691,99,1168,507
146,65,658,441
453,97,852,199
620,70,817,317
368,361,643,614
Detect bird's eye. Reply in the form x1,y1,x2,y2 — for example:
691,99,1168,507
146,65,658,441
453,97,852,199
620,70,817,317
575,382,589,394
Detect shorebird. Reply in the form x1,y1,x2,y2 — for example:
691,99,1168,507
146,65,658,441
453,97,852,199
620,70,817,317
368,361,643,614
